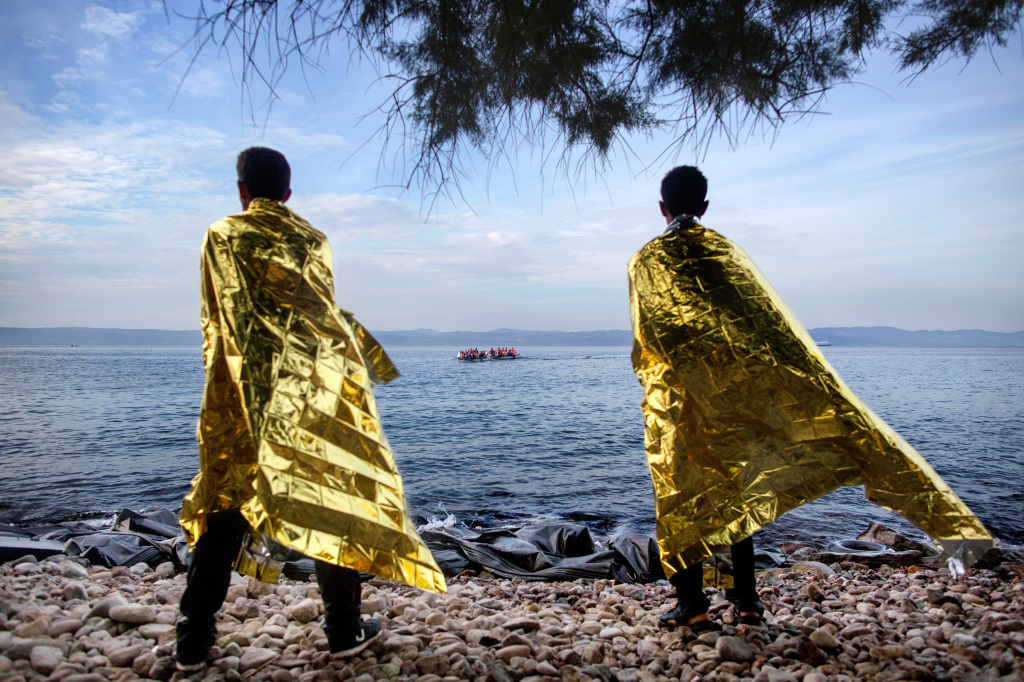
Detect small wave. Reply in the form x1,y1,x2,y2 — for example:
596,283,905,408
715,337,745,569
418,512,459,532
417,502,460,532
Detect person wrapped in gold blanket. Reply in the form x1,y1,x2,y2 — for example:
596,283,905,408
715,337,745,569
629,166,991,631
175,148,444,671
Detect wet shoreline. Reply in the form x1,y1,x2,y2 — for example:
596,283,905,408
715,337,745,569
5,346,1023,548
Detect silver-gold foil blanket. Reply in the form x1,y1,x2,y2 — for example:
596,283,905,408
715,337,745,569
629,218,991,578
180,198,445,592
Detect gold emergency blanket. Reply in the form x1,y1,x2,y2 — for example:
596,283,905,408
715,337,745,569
180,198,445,592
628,219,992,578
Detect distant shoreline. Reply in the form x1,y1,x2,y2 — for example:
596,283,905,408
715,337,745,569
1,326,1022,347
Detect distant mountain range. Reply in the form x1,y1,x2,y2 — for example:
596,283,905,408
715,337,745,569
805,327,1024,348
372,328,633,347
1,325,1021,347
0,327,203,346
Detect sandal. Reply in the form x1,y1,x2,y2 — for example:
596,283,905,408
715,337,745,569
725,588,764,622
660,603,718,632
734,597,765,626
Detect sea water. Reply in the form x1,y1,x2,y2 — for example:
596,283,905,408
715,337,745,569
0,345,1021,548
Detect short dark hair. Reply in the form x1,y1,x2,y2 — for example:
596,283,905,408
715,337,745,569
236,147,290,200
660,165,708,218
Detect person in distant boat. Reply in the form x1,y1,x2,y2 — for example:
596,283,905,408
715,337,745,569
629,166,990,632
175,147,444,671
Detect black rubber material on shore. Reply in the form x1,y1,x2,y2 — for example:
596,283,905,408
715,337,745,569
6,511,665,583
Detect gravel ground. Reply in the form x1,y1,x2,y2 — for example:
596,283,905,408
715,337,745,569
1,553,1022,682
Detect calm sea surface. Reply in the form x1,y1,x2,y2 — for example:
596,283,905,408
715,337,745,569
1,346,1021,548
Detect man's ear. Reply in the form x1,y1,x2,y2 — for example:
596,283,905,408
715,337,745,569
696,199,709,218
237,181,251,210
282,188,292,204
659,201,672,224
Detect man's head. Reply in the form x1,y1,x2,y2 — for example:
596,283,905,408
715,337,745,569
236,147,291,209
659,165,708,223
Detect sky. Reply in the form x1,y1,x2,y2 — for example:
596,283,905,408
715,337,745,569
1,1,1022,333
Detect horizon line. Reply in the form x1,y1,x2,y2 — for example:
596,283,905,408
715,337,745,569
1,325,1023,334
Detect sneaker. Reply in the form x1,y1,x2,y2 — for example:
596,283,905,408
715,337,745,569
329,618,383,658
174,617,216,671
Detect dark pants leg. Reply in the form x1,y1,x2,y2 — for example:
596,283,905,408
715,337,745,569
728,537,758,607
670,559,710,613
670,537,758,613
179,509,250,624
180,509,363,640
315,560,363,645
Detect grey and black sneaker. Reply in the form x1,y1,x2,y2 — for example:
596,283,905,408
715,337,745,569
329,618,383,658
174,617,216,671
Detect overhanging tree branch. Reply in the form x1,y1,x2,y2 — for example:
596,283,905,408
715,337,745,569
169,0,1021,204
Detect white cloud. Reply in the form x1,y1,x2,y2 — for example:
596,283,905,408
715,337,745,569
259,127,351,154
81,6,145,40
76,44,109,66
171,64,226,98
0,2,1021,332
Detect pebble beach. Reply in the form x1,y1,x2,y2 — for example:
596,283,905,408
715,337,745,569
2,553,1023,682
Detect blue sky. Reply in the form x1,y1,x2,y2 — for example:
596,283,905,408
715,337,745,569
1,1,1022,333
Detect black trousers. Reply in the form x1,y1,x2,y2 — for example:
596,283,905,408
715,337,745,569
669,537,757,611
179,509,362,637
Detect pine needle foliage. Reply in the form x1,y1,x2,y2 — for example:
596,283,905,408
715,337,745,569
172,0,1021,202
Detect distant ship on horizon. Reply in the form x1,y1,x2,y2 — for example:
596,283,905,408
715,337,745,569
816,340,831,346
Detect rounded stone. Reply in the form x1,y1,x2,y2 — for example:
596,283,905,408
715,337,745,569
87,595,128,620
285,598,318,624
63,582,89,601
415,655,445,676
132,651,157,675
581,643,603,664
537,661,560,676
797,639,828,666
765,669,799,682
271,669,295,682
29,645,64,674
790,561,836,578
840,624,872,638
804,584,827,602
155,562,176,579
137,623,175,640
48,618,84,636
108,644,144,667
227,598,260,620
13,619,49,638
809,628,839,650
360,597,387,616
59,560,90,579
496,645,532,663
239,647,279,672
148,656,177,680
281,624,306,645
715,636,753,663
108,604,157,625
949,632,977,647
504,617,541,632
14,562,41,575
